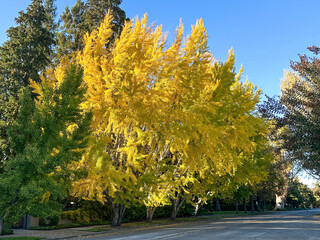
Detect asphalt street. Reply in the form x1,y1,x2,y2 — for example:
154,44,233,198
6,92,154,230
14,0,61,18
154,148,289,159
79,209,320,240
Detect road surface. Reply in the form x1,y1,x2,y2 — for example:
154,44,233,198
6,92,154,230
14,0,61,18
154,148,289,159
80,209,320,240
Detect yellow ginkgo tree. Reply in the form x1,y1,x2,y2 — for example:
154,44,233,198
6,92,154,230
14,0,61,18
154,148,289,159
72,13,271,226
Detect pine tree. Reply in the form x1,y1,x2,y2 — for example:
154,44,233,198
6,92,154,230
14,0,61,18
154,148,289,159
56,0,127,59
0,0,56,165
84,0,127,37
56,0,86,57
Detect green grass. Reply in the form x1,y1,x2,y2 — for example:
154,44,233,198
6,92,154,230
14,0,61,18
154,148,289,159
29,221,111,230
85,211,273,233
1,237,44,240
85,226,112,232
86,219,178,232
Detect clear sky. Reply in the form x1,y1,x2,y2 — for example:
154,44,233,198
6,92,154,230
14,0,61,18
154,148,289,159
120,0,320,99
0,1,319,186
1,0,320,99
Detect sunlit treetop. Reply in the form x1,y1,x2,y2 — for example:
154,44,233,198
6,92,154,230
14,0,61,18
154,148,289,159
70,12,268,206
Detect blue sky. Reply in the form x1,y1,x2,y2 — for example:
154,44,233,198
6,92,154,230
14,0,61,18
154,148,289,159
1,1,319,99
0,1,319,185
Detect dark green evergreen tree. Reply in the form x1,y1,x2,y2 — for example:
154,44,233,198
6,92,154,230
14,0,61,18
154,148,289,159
84,0,128,35
0,0,57,165
0,64,92,234
56,0,128,59
56,0,86,58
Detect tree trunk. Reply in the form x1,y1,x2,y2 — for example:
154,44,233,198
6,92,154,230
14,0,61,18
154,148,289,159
0,219,3,235
243,198,247,213
111,203,126,227
194,199,202,216
170,194,185,221
250,195,254,213
262,197,266,212
275,194,286,210
146,206,156,222
257,196,261,212
235,200,239,214
215,197,221,211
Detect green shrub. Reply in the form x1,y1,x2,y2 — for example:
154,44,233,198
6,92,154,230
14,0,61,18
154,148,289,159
177,203,194,217
60,200,112,223
122,205,146,221
61,208,96,223
1,222,14,235
153,205,171,218
123,202,195,221
41,215,59,226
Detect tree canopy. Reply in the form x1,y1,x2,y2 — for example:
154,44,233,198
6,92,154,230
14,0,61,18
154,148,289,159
0,63,91,234
71,13,271,226
0,0,56,165
280,47,320,178
0,2,281,230
56,0,128,59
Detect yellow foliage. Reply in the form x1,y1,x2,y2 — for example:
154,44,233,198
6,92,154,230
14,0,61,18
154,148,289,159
50,148,60,156
68,12,271,207
41,191,51,203
281,70,300,92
